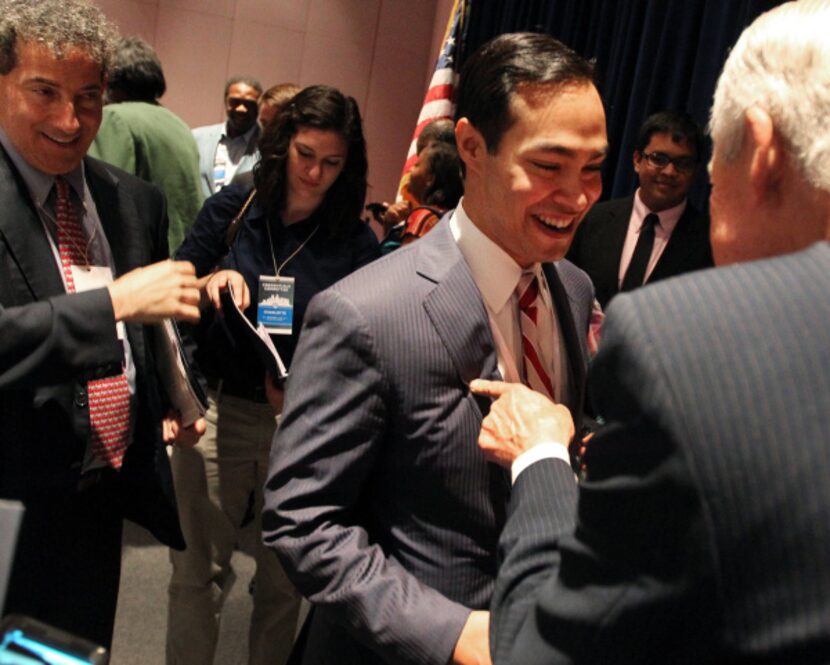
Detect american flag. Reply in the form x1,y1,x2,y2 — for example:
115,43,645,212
396,0,468,200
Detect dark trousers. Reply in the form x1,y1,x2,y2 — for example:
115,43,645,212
3,471,123,649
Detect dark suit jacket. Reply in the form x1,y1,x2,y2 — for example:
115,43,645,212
262,218,594,665
567,194,713,308
490,242,830,664
0,146,184,549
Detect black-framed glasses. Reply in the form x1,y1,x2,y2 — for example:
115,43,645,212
642,151,697,174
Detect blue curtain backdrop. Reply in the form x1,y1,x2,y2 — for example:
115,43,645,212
459,0,783,210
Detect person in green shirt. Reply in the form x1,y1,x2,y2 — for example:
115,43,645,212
89,36,203,253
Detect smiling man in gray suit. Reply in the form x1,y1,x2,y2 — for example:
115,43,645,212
263,33,607,665
474,1,830,663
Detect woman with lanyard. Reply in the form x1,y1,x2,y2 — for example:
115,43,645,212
168,85,380,665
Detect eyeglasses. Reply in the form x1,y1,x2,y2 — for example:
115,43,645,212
641,151,698,174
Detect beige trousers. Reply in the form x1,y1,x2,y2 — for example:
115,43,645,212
166,390,301,665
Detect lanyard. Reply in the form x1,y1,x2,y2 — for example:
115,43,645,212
265,219,319,277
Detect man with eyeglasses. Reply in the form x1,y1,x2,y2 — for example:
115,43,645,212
567,111,713,308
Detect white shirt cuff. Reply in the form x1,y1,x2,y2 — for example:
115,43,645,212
511,442,571,484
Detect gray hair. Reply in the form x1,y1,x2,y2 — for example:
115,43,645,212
0,0,118,76
709,0,830,192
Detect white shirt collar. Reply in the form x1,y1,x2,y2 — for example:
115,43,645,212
449,197,533,315
633,188,687,234
221,121,257,145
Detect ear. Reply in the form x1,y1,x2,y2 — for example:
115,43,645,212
632,149,643,174
745,106,783,202
455,118,486,174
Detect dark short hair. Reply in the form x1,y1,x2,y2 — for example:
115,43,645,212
417,118,456,153
106,36,165,102
420,142,463,209
254,85,367,238
454,32,596,153
635,111,704,161
224,75,262,99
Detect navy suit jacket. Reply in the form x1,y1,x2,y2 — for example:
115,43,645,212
263,218,594,665
0,146,184,549
566,194,713,309
490,243,830,664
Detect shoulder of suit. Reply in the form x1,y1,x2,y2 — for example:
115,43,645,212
581,194,633,224
191,122,223,139
551,258,594,302
85,155,163,201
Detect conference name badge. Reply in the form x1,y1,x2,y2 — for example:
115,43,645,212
257,275,294,335
72,264,126,341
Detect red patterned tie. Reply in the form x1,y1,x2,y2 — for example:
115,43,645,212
55,177,130,469
517,272,555,400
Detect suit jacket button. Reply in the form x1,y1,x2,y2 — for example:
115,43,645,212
75,388,88,409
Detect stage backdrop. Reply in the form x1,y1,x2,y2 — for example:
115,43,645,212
459,0,783,210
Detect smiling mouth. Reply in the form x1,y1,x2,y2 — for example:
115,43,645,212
533,213,574,233
43,133,80,147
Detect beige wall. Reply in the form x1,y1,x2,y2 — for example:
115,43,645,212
94,0,451,202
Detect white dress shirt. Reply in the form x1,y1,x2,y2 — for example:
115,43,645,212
449,199,571,480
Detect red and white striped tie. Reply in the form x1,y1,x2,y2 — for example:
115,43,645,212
517,271,555,400
55,177,130,469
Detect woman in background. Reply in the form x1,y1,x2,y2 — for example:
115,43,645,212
401,140,463,244
168,85,379,665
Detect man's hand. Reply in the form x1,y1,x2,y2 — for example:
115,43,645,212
204,269,251,313
162,411,207,448
470,379,574,468
109,260,200,323
450,611,492,665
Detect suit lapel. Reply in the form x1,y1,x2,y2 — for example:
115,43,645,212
648,203,699,282
594,197,633,296
0,147,66,300
418,221,500,419
542,262,586,420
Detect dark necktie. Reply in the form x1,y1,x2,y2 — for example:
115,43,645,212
55,177,130,469
621,212,659,291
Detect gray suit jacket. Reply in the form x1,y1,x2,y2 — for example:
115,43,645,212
490,242,830,664
263,218,594,665
191,122,259,199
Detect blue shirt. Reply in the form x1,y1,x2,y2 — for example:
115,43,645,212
177,184,380,392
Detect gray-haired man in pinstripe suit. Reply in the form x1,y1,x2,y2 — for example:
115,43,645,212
477,2,830,663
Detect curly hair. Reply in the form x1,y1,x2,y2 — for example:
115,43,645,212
254,85,368,237
0,0,117,76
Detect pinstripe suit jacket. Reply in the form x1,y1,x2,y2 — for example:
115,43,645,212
263,218,594,665
490,242,830,664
